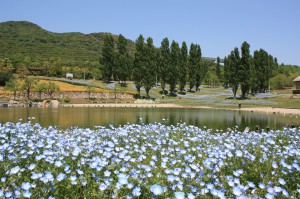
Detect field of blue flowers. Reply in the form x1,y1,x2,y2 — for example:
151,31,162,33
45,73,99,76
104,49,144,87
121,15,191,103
0,119,299,199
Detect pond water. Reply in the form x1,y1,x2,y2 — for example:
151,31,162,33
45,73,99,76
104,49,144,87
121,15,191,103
0,107,299,131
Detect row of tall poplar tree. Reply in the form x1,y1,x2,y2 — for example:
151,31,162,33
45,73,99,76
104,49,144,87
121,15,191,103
101,34,206,98
224,41,278,98
101,34,278,99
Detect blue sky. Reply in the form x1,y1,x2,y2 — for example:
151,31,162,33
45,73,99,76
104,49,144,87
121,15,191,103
1,0,299,65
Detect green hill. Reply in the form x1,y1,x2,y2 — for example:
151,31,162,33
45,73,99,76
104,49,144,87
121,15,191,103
0,21,135,67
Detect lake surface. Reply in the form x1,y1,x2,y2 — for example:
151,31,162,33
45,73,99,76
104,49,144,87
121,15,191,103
0,107,299,131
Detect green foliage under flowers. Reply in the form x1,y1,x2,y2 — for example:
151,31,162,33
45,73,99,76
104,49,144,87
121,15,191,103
0,120,299,198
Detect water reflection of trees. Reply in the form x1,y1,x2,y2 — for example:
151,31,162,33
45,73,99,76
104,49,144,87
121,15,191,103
0,107,298,130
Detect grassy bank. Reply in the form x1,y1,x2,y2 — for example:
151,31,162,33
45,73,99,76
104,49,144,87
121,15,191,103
1,77,299,109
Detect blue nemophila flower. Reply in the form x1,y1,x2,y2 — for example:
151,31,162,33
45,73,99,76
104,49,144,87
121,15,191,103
127,183,134,189
104,170,111,177
23,190,32,198
56,173,66,182
1,177,6,183
14,189,21,197
99,183,108,191
265,193,274,199
235,150,243,157
132,186,141,196
247,181,256,188
45,171,54,182
21,182,31,190
9,166,20,174
200,188,209,195
77,169,84,175
150,184,164,196
267,187,274,194
274,186,282,193
174,191,185,199
272,161,278,169
233,169,244,177
118,173,128,185
31,172,41,180
278,178,286,185
187,192,195,199
282,188,289,197
5,191,12,198
258,182,266,189
233,186,243,196
28,164,36,170
54,161,63,167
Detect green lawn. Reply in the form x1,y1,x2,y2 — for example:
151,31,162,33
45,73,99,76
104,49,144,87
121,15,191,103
1,77,299,109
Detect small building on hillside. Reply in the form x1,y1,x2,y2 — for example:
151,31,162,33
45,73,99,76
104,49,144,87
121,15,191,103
293,76,300,95
28,67,45,75
66,73,74,79
293,76,300,89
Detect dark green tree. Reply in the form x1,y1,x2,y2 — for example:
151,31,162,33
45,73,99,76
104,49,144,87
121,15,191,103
0,58,14,86
223,56,229,87
116,34,131,83
227,48,241,98
188,43,198,91
100,34,115,83
141,37,157,98
195,44,204,91
133,35,145,98
168,41,180,93
216,57,221,79
158,38,170,94
253,49,270,92
178,41,188,93
239,41,252,98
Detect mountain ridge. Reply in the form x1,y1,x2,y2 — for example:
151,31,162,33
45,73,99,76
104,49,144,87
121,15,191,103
0,21,135,67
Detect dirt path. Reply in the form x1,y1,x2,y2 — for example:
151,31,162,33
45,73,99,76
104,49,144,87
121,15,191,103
60,103,185,108
61,103,300,115
240,107,300,115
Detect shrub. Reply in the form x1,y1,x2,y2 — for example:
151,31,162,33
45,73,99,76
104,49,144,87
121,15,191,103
292,90,300,94
63,96,71,103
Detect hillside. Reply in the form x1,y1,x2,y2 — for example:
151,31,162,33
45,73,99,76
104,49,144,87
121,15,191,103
0,21,135,67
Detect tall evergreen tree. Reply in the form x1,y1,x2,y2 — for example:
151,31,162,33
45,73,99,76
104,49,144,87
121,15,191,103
195,44,203,91
116,34,131,83
142,37,157,98
100,34,115,83
223,56,229,87
227,48,240,98
159,38,170,94
133,34,145,98
239,41,252,98
188,43,198,91
216,57,221,79
168,41,180,93
253,49,269,92
178,41,188,93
